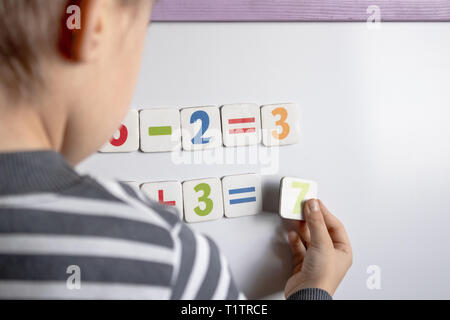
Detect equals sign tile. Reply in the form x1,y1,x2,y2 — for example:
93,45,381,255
228,118,256,134
229,187,257,205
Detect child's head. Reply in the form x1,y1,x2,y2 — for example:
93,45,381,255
0,0,153,164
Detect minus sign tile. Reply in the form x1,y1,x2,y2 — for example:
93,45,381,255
149,126,172,136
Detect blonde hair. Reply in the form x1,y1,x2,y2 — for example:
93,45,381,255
0,0,143,101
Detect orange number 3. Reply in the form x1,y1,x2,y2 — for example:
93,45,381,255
271,107,290,140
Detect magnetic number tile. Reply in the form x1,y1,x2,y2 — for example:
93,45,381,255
140,109,181,153
221,104,262,147
180,106,223,151
141,181,183,219
122,181,141,192
182,178,224,223
222,173,262,218
99,109,139,153
261,103,300,147
279,177,318,221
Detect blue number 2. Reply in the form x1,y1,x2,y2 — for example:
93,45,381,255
190,111,211,145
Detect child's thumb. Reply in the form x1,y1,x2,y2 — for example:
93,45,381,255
304,199,333,249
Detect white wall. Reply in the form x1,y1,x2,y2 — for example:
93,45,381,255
78,22,450,299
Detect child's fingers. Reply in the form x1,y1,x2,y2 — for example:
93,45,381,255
292,263,303,275
303,199,334,249
288,231,305,274
298,221,311,248
288,231,306,257
318,199,352,251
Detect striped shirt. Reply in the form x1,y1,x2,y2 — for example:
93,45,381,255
0,151,243,299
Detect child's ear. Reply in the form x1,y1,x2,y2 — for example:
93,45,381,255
58,0,107,62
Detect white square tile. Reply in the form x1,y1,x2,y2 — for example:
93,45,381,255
140,109,181,153
99,109,139,153
222,174,262,218
141,181,183,219
180,106,223,151
279,177,318,220
221,104,262,147
261,103,300,146
122,181,141,191
182,178,224,223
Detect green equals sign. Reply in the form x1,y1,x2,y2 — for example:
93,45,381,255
149,126,172,136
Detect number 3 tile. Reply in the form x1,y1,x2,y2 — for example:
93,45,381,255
183,178,224,223
261,103,300,147
279,177,318,221
180,106,223,151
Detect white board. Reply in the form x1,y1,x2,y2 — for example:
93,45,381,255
78,22,450,299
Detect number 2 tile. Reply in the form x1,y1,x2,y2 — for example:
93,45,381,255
261,103,300,146
279,177,318,221
183,178,224,223
99,109,139,153
180,106,223,151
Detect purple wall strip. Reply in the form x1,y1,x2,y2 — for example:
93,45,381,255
151,0,450,22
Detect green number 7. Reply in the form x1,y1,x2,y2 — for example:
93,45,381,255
292,182,310,214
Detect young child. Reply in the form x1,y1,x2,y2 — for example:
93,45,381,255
0,0,352,299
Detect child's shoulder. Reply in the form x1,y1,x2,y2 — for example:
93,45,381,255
70,174,182,231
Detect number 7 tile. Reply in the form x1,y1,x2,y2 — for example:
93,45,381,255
180,106,223,151
279,177,318,220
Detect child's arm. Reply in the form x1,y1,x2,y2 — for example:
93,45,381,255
285,199,353,299
169,222,242,300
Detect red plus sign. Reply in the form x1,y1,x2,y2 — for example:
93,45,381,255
158,190,176,206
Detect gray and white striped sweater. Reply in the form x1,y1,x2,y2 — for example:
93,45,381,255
0,151,331,300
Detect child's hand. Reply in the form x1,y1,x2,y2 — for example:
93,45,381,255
284,199,353,298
